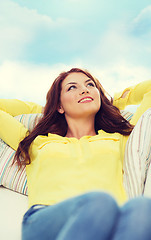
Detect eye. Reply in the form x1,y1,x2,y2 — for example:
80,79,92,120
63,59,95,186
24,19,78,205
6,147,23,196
67,85,77,91
87,82,95,87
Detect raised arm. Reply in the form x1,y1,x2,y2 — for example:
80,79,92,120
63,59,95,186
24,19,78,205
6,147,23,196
0,99,42,116
113,79,151,110
113,79,151,124
0,110,28,150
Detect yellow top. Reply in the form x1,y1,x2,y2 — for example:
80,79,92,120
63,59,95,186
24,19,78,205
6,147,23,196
0,79,151,207
27,131,127,206
0,109,127,206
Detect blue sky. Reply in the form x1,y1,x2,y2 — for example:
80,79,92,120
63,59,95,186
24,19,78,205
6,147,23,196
0,0,151,107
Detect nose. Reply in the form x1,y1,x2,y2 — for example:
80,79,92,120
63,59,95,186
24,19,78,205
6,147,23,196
79,86,89,95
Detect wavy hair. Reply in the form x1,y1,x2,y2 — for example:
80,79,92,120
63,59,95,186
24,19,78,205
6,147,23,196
15,68,134,166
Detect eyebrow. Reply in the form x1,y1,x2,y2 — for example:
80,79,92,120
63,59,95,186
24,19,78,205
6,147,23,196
65,78,92,86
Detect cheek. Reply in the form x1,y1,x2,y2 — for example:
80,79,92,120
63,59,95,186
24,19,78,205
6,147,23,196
95,90,101,108
60,93,76,111
97,98,101,112
66,94,75,103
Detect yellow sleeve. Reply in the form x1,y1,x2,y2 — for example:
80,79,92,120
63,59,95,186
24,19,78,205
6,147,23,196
130,91,151,125
113,80,151,110
0,99,42,116
0,110,28,150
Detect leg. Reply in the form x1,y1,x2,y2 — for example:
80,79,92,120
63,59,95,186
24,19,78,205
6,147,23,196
124,108,151,198
22,192,120,240
112,197,151,240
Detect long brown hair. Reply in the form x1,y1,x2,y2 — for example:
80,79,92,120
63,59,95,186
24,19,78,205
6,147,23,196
15,68,134,166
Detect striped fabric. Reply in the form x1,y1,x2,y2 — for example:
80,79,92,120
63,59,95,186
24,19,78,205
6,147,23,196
120,110,133,122
0,110,133,196
0,113,42,195
124,108,151,198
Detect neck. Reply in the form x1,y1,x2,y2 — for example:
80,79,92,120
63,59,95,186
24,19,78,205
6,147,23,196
65,116,96,139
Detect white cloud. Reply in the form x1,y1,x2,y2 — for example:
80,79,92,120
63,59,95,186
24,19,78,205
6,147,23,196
0,61,65,105
0,2,151,110
94,62,151,93
134,5,151,24
0,0,73,61
0,60,150,108
87,6,151,70
88,23,139,67
132,5,151,35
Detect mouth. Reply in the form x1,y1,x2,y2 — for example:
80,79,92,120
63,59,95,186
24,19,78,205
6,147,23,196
78,97,94,103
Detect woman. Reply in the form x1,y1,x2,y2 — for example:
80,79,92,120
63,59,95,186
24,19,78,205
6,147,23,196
0,68,151,240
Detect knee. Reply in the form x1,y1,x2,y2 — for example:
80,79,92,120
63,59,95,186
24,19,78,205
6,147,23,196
127,196,151,207
121,197,151,234
79,191,119,214
123,197,151,217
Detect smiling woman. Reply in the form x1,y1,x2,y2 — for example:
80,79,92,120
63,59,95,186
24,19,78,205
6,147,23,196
58,72,101,138
0,68,151,240
15,68,134,166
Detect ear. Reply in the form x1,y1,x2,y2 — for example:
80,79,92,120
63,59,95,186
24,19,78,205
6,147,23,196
57,105,65,114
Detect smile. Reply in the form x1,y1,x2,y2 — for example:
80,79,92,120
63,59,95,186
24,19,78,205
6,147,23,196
78,97,93,103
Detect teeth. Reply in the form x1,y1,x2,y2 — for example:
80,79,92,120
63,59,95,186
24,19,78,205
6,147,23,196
80,98,92,103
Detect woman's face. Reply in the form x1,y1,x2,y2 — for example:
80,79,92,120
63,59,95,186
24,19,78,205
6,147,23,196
58,72,101,119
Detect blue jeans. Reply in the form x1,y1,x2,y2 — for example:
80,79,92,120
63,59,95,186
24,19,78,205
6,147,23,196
22,192,151,240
